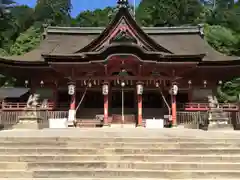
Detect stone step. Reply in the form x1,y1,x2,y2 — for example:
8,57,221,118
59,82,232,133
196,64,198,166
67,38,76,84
0,169,239,178
0,142,240,148
1,137,240,143
0,161,238,171
0,148,239,155
2,154,240,162
0,179,239,180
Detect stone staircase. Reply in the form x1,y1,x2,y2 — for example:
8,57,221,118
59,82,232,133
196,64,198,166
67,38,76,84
0,129,239,179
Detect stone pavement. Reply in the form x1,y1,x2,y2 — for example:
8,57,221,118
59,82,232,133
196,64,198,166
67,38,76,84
0,127,239,138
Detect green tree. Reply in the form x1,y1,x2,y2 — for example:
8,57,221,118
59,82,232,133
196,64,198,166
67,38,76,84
34,0,72,26
217,78,240,102
204,24,239,55
74,7,114,27
136,0,203,27
0,0,15,17
9,24,42,55
205,0,240,32
0,5,34,54
11,5,34,33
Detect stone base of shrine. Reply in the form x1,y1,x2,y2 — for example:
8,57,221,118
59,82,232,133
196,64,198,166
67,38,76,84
110,124,137,128
208,123,234,130
13,116,42,130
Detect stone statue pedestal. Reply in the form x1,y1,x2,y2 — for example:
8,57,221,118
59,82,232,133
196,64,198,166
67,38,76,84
208,108,232,130
13,116,40,129
13,108,43,130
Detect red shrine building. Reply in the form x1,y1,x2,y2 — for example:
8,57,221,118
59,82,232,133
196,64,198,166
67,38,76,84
0,0,239,127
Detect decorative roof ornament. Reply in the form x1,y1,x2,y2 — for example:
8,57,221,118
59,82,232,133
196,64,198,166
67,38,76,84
116,0,135,17
108,0,130,18
110,30,137,44
117,0,129,8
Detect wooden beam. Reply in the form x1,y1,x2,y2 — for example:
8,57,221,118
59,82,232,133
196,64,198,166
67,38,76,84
75,76,174,81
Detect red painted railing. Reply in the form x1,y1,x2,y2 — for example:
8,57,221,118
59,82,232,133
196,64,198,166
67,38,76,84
0,102,238,112
1,102,54,110
184,103,239,111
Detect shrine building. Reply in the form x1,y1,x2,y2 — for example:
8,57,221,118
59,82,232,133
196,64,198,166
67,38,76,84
0,0,239,127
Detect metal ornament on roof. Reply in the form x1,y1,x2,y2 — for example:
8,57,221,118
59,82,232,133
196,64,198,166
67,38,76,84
117,0,129,8
116,0,135,17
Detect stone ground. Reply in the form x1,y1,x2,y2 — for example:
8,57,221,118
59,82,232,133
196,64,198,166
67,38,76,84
0,127,239,138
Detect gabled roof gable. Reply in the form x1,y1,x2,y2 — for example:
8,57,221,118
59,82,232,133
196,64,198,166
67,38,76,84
76,7,172,54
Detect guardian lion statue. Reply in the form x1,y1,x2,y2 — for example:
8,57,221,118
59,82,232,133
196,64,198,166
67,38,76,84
26,93,40,108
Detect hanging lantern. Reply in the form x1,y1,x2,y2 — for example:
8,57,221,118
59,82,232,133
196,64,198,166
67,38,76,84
170,84,178,95
121,81,125,87
137,83,143,95
68,82,75,95
188,80,192,88
102,83,109,95
25,80,29,87
88,82,92,88
173,84,178,95
203,80,207,88
40,80,44,87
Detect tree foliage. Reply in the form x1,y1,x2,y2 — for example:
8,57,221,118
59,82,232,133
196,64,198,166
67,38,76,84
0,0,72,55
204,24,239,55
136,0,203,27
217,78,240,102
34,0,72,26
74,7,114,27
10,25,42,55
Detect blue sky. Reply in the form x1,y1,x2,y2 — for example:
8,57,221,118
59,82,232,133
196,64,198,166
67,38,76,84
15,0,141,17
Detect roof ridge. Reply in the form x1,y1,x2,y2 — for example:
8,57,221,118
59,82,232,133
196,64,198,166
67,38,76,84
46,26,201,35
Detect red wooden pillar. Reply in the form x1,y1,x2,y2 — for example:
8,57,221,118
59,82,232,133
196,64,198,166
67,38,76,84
137,94,143,127
171,95,177,126
70,94,76,110
137,82,143,127
104,95,109,125
102,83,109,126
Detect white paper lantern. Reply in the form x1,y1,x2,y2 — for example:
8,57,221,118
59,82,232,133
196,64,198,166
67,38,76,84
68,84,75,95
137,84,143,95
102,84,109,95
172,84,178,95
